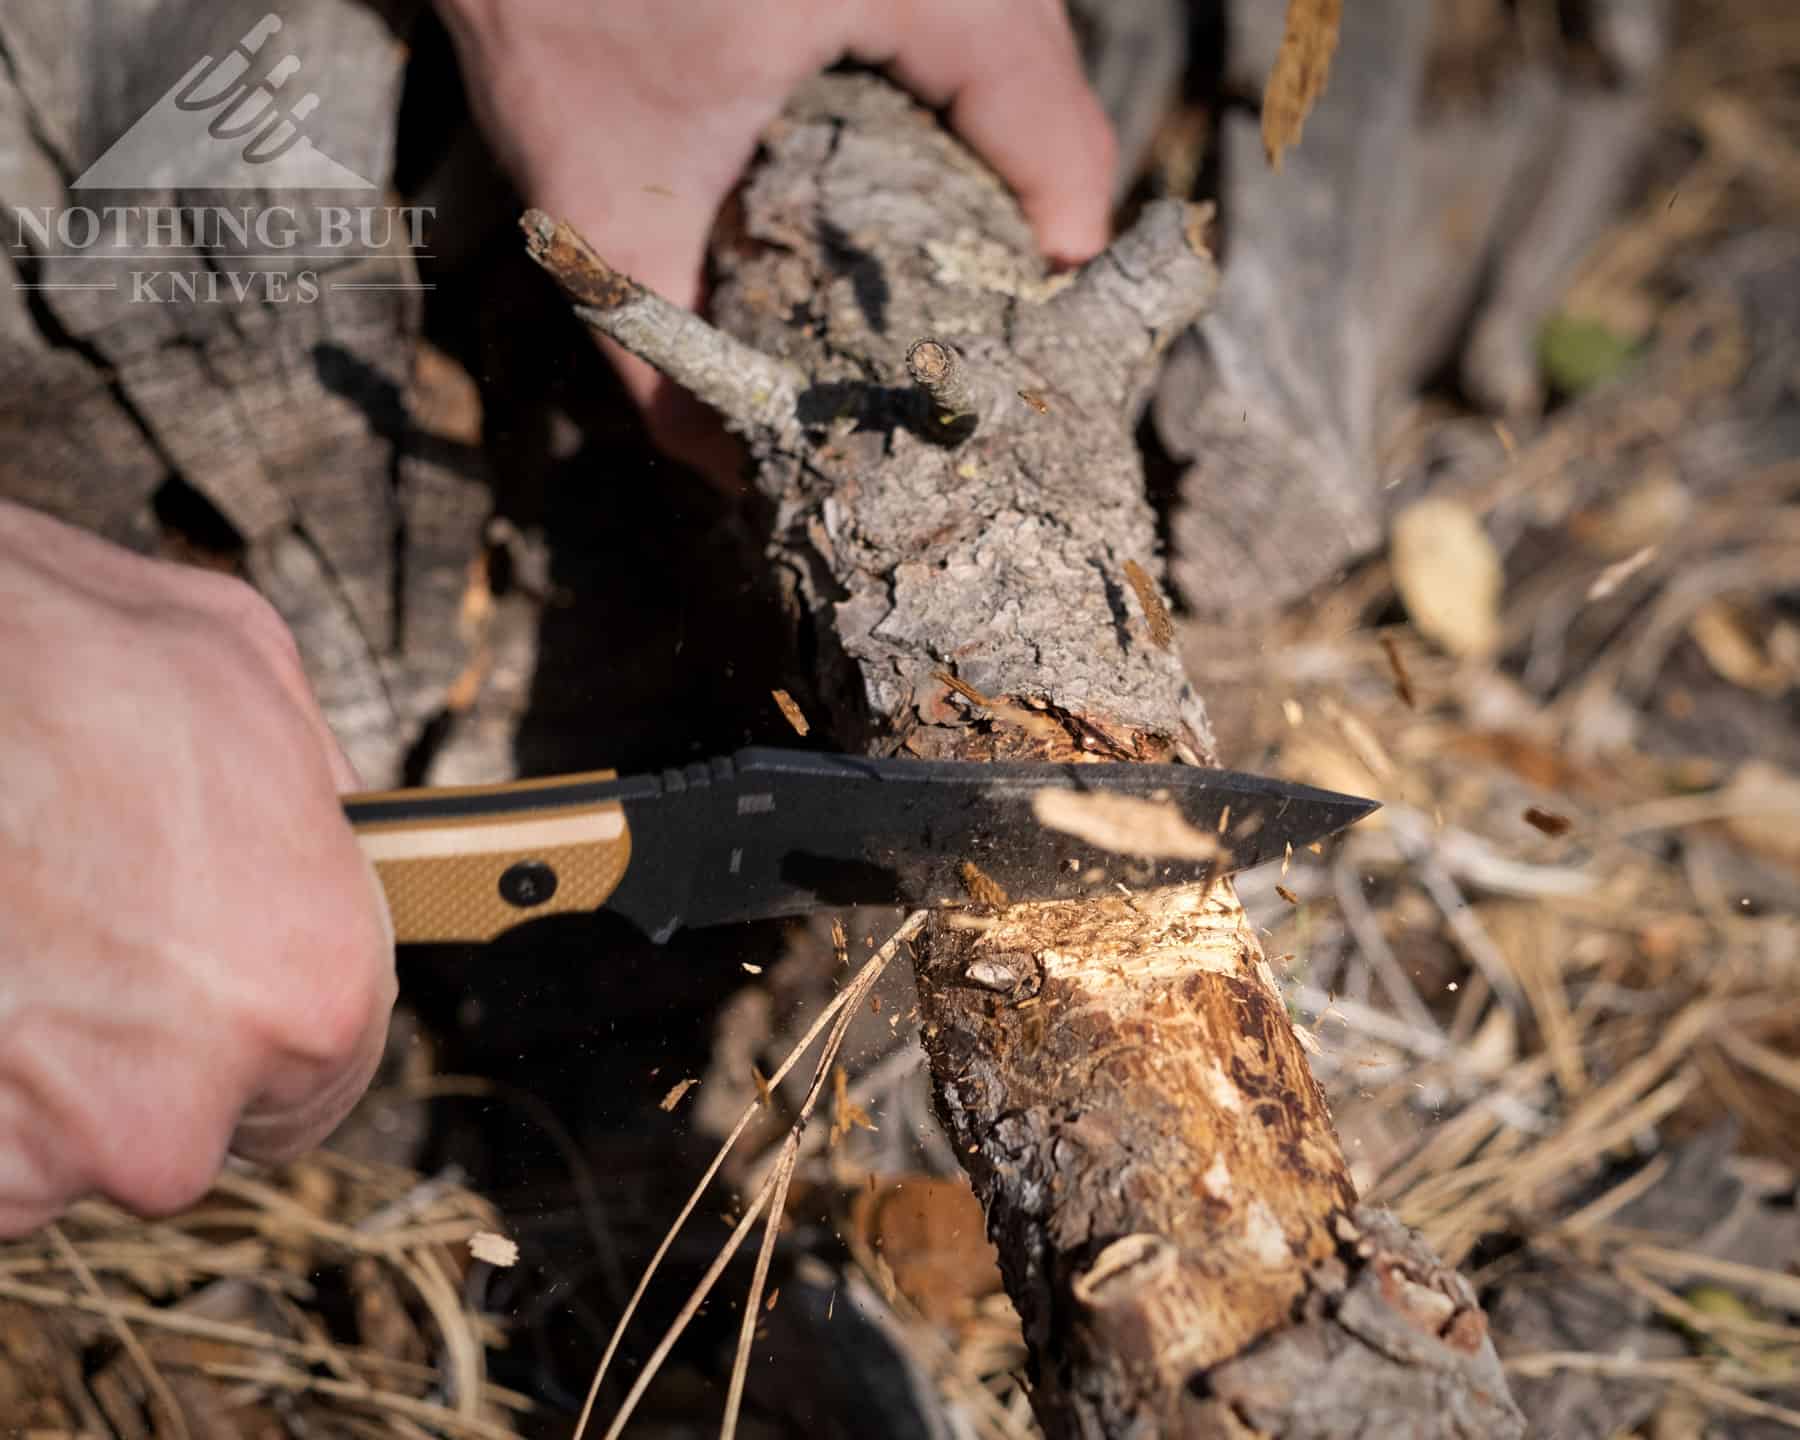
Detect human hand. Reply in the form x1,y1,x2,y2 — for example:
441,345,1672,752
434,0,1115,463
0,503,395,1236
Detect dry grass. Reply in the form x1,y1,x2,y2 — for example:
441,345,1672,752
1172,6,1800,1428
0,1152,529,1436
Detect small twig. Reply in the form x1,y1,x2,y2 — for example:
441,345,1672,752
604,957,881,1440
48,1223,191,1440
1384,807,1525,1013
520,210,808,447
572,911,929,1440
1332,857,1442,1038
1502,1352,1800,1428
188,1361,520,1440
723,985,868,1439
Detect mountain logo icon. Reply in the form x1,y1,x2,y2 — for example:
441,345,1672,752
73,13,374,190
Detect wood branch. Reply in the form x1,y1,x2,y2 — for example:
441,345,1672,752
520,210,808,449
527,70,1524,1438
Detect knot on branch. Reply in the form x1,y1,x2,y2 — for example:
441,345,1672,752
906,337,983,442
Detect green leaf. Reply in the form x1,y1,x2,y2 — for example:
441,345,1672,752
1539,313,1638,395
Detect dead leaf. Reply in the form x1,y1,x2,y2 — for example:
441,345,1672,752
1570,466,1691,555
1032,788,1223,862
1261,0,1342,170
849,1177,1003,1325
1720,762,1800,866
468,1231,518,1267
771,688,810,736
1690,601,1790,695
1390,498,1502,659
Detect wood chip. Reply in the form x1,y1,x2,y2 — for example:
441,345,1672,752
935,670,1066,747
1523,807,1574,838
959,860,1011,909
937,670,994,708
1261,0,1342,170
1032,788,1224,862
468,1231,518,1267
771,687,810,736
830,1064,876,1145
1124,559,1174,649
660,1077,698,1111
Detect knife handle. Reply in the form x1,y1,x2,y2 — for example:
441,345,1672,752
344,771,632,944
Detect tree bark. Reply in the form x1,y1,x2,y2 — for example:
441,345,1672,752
526,72,1524,1439
0,0,491,788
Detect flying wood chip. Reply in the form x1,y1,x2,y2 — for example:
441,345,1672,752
1523,807,1573,837
1031,788,1224,863
1124,559,1175,650
960,859,1012,909
771,688,810,736
468,1231,519,1267
1261,0,1342,171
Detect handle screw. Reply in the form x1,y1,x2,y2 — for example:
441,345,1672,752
499,859,558,908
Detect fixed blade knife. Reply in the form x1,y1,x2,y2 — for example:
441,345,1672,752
343,748,1378,946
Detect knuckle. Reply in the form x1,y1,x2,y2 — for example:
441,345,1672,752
292,922,396,1068
95,1120,227,1218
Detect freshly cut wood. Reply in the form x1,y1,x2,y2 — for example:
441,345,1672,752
526,71,1524,1439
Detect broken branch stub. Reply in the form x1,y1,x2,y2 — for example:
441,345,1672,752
519,209,808,450
525,70,1521,1440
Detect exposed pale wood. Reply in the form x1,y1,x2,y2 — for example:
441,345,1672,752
528,70,1524,1440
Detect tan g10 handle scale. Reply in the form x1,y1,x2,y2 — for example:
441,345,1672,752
345,771,631,944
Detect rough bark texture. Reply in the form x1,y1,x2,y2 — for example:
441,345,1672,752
1159,0,1673,617
528,71,1524,1440
0,0,494,787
